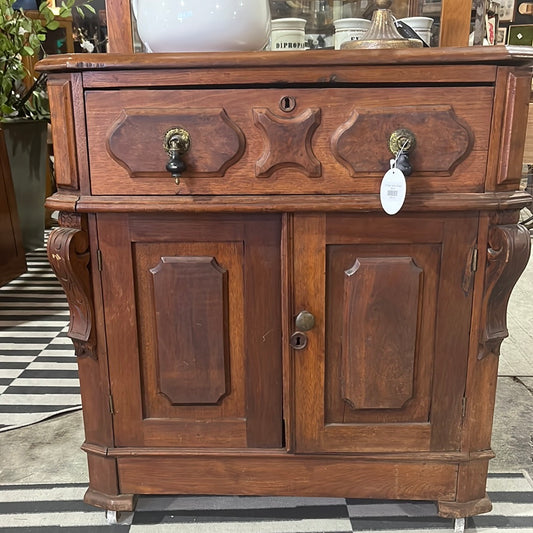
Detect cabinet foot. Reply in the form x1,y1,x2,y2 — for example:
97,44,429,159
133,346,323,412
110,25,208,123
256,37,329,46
437,494,492,518
105,510,120,524
454,517,466,533
84,488,137,512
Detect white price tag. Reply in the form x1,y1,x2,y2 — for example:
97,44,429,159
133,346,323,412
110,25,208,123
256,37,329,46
380,162,407,215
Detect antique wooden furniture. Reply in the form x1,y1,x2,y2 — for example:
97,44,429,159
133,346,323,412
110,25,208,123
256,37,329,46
39,47,532,523
0,129,26,287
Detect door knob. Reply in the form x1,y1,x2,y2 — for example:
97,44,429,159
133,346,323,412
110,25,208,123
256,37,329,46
295,310,315,332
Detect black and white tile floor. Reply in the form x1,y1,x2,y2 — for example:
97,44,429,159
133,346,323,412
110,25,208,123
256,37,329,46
0,237,532,532
0,241,81,432
0,473,532,532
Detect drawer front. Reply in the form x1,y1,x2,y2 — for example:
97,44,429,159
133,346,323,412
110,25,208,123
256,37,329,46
85,87,492,195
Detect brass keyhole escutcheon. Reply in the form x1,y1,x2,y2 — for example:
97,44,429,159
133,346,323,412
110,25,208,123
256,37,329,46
164,128,191,184
279,95,297,113
389,128,416,156
289,331,308,350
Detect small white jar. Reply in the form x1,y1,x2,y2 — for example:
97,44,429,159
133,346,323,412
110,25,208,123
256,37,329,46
270,18,307,51
334,18,371,49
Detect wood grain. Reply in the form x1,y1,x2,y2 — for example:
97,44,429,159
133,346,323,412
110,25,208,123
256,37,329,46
36,47,533,74
47,78,79,190
98,213,283,449
253,107,321,178
47,222,96,358
85,87,492,196
107,107,245,178
104,0,134,54
340,257,422,411
118,455,457,501
478,216,531,359
439,0,472,47
150,256,229,405
332,105,473,177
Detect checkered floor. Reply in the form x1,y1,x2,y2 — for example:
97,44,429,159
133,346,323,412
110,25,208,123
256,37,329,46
0,473,532,532
0,241,81,432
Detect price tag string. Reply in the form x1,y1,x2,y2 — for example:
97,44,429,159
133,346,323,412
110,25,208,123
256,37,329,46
390,139,410,169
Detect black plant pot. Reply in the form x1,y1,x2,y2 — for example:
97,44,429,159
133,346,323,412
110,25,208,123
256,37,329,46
1,120,48,252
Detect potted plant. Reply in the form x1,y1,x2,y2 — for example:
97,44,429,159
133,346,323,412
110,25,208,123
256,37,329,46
0,0,94,250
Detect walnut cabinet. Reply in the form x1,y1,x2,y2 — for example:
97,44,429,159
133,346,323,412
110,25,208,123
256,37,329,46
39,47,532,519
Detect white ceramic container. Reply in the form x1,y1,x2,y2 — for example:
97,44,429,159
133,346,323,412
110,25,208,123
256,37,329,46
334,18,371,49
132,0,271,53
270,18,307,51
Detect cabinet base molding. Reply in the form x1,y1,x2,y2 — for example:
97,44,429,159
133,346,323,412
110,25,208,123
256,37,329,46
437,495,492,519
84,488,137,512
82,442,495,464
116,455,456,500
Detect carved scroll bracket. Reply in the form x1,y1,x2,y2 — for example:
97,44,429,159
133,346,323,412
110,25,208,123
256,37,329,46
48,213,96,359
478,217,531,359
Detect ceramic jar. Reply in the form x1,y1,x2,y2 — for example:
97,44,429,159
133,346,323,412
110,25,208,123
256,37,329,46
131,0,271,52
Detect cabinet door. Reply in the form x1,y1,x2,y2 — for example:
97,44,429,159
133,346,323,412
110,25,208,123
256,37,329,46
97,213,283,449
293,213,477,453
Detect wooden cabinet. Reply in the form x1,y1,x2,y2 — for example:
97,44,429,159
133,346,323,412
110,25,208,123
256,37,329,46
39,47,532,520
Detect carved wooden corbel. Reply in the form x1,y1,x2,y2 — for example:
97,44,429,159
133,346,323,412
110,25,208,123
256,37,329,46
478,213,531,359
48,213,97,359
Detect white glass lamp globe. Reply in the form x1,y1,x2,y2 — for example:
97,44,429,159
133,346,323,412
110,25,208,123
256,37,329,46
131,0,272,53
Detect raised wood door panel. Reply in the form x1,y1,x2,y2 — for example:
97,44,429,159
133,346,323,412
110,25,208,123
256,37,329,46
293,214,478,454
85,86,491,196
97,213,283,449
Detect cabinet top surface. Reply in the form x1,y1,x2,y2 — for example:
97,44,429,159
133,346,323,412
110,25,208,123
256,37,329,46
37,46,533,73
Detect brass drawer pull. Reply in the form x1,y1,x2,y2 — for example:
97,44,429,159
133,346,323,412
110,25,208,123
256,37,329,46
389,128,416,176
164,128,191,184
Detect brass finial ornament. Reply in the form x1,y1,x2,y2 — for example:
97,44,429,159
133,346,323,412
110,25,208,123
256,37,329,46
341,0,423,49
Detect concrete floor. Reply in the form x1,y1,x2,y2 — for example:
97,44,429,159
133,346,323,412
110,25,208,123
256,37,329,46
1,236,532,486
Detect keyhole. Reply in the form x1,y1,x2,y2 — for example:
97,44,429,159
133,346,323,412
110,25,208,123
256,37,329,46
280,96,296,113
290,331,308,350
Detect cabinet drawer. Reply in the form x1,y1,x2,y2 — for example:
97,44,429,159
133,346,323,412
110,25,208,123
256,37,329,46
86,87,493,196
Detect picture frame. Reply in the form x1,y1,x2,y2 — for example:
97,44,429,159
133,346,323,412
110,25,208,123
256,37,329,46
508,23,533,45
497,25,508,44
499,0,516,22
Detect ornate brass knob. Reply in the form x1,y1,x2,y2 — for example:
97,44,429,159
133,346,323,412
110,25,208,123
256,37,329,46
389,128,416,176
164,128,191,185
389,128,416,156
